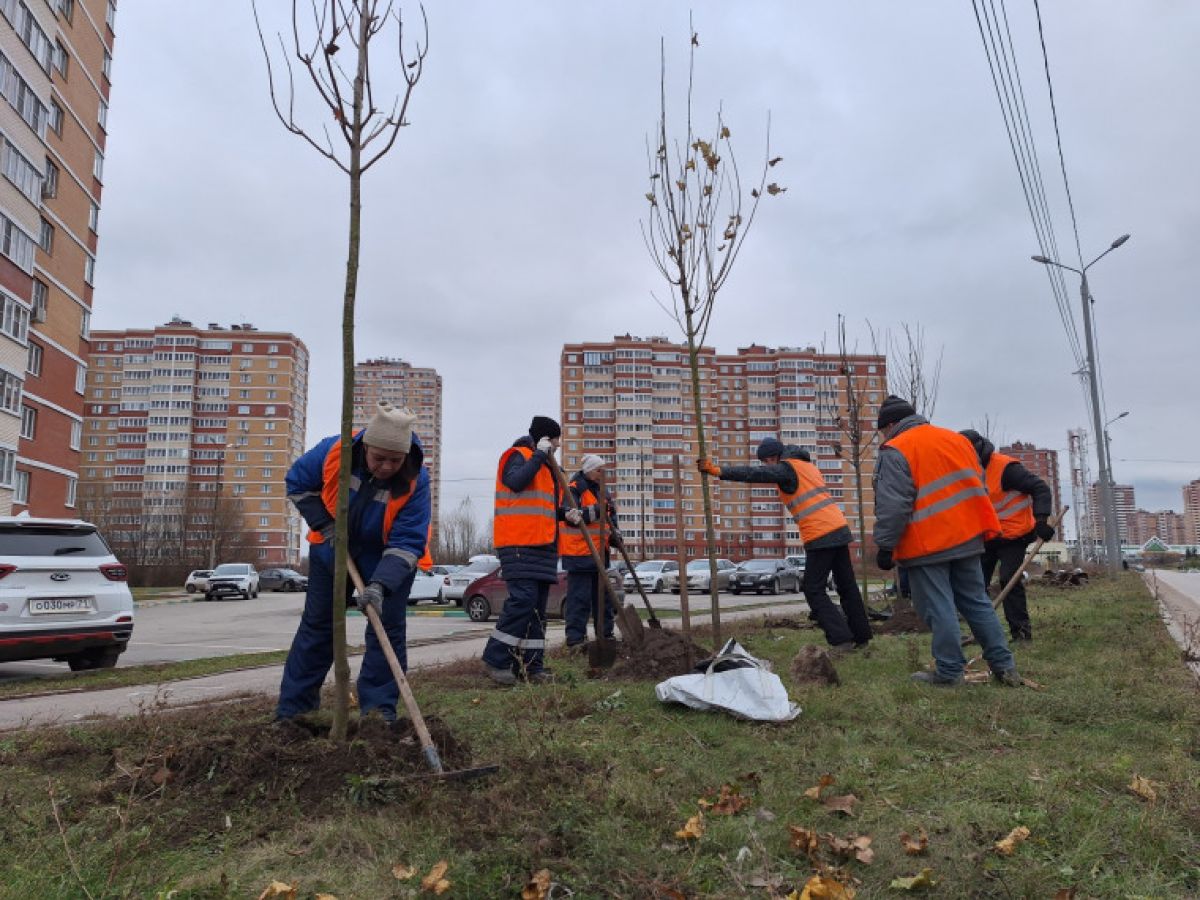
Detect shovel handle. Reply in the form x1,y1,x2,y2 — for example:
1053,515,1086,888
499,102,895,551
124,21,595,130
346,557,443,774
992,506,1069,610
615,540,660,624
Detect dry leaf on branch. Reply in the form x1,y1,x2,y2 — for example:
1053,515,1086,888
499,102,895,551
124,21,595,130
788,824,820,857
890,868,937,890
796,873,856,899
899,828,928,856
769,156,783,166
821,794,859,817
392,864,417,880
803,774,836,800
256,882,297,900
420,860,451,894
1129,774,1159,803
521,868,553,900
766,183,787,195
993,826,1031,856
676,812,705,841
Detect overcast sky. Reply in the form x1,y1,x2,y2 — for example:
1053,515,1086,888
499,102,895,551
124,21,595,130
94,2,1198,532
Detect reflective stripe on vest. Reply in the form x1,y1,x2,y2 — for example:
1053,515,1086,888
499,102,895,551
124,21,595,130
559,479,607,557
777,459,847,544
986,452,1036,540
885,424,1000,561
493,446,558,548
307,435,413,545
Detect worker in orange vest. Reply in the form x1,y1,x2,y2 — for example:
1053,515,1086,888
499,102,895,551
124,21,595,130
872,396,1019,687
560,454,621,651
481,416,567,686
699,438,872,651
960,430,1055,641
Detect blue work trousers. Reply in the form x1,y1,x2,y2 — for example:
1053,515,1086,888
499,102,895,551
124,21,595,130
564,570,614,646
907,555,1015,679
481,577,549,675
276,552,414,721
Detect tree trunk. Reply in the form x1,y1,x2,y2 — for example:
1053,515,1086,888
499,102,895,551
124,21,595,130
852,440,869,603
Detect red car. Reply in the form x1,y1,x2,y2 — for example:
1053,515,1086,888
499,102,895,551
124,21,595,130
458,567,626,623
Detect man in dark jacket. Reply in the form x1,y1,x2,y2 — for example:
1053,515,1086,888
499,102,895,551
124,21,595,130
560,454,620,650
959,430,1055,641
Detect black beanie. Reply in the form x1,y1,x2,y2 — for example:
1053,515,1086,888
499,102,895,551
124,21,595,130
876,395,917,430
756,437,785,460
529,415,561,442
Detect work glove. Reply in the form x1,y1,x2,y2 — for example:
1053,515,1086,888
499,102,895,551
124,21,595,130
697,458,722,478
876,548,894,571
536,437,555,455
564,508,584,526
1034,516,1056,542
318,522,336,542
609,529,624,549
358,581,385,618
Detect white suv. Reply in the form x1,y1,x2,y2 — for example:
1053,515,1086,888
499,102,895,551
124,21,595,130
204,563,260,601
0,516,134,671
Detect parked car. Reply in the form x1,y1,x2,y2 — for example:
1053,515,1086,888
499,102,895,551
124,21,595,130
184,569,213,593
0,516,134,671
624,559,678,594
408,569,447,605
430,564,462,577
460,565,626,623
205,563,260,601
730,558,802,595
259,568,308,592
785,554,807,574
443,555,501,602
675,558,738,593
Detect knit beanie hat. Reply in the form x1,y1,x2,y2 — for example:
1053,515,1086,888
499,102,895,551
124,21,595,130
756,437,785,460
876,395,917,430
529,415,561,442
363,401,417,452
580,454,606,474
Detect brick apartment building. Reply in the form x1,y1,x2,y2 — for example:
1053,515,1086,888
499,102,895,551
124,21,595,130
560,335,886,562
352,357,442,541
999,440,1061,514
1088,481,1136,544
1,0,115,515
79,319,308,568
1127,508,1188,547
1184,480,1200,546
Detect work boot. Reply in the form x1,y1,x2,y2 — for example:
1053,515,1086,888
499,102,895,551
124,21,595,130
482,662,517,686
829,642,856,657
910,670,965,687
1011,632,1032,642
524,670,555,685
992,668,1022,687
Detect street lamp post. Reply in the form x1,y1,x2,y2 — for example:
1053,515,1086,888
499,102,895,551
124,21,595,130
1033,233,1129,573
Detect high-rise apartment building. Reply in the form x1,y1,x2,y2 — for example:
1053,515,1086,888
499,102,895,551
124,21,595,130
79,318,308,568
1,0,116,515
1127,508,1187,547
1182,480,1200,546
560,335,886,561
999,441,1061,514
352,357,442,541
1088,481,1136,544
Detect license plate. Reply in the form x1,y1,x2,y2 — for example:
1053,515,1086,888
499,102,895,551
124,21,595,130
29,596,95,614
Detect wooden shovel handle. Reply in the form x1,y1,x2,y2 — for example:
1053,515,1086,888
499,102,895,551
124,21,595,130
992,506,1069,610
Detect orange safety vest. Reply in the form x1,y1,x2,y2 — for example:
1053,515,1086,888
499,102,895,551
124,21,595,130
777,458,847,544
558,478,607,558
986,452,1035,540
418,523,434,571
493,445,557,548
885,424,1000,562
307,436,414,546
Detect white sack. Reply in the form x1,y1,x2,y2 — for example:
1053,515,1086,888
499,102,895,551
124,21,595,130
654,639,801,722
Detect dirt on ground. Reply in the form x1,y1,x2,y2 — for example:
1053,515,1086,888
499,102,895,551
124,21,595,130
790,644,841,686
762,615,817,630
871,601,928,635
605,627,710,681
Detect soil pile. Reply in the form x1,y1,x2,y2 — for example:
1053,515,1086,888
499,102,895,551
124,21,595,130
606,628,709,681
871,601,927,635
790,645,840,687
762,615,816,630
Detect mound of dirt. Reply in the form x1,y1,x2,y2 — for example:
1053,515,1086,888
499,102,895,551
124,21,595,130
605,628,710,681
871,601,927,635
762,615,816,630
790,644,840,686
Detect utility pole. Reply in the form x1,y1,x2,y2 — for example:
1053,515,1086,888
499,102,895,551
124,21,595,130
1078,273,1122,572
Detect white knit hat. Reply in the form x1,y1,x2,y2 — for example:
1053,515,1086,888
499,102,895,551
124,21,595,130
363,401,416,452
581,454,606,474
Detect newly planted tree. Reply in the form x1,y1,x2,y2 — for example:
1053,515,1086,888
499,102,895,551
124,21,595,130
254,0,428,741
641,25,782,648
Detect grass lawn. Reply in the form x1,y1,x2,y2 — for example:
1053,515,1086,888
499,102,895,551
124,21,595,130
1,575,1197,898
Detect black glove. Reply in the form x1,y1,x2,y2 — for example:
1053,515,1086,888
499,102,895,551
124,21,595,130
876,548,894,571
609,530,623,550
358,581,385,618
1034,516,1056,542
318,521,336,542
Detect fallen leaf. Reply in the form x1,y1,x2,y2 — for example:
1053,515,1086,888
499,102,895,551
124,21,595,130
392,864,416,880
420,861,450,893
1053,890,1077,899
822,833,873,865
788,824,820,856
994,826,1031,856
256,883,297,900
676,812,704,840
851,835,874,864
521,868,552,900
699,783,751,816
1129,775,1158,803
651,767,666,778
900,828,928,856
803,774,836,800
1020,676,1045,690
470,697,481,705
821,794,859,817
798,873,856,899
890,868,937,890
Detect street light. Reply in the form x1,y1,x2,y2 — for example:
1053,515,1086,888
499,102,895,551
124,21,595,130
1032,233,1130,572
1103,411,1130,551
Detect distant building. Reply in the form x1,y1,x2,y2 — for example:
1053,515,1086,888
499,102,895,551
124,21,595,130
1088,481,1136,543
1184,480,1200,546
352,357,443,542
80,319,309,568
1127,509,1188,547
999,441,1061,514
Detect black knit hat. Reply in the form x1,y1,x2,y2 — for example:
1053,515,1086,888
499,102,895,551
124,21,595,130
876,395,916,430
529,415,561,442
756,437,785,460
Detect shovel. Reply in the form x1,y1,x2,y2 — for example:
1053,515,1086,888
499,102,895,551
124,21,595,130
614,540,663,630
347,557,498,782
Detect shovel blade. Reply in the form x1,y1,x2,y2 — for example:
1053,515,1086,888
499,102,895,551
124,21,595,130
588,637,618,669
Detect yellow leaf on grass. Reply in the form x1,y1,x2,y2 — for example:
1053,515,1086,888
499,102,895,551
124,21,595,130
821,793,859,817
994,826,1031,856
256,883,297,900
803,773,835,800
798,873,856,899
676,812,705,840
420,860,451,893
521,868,552,900
890,868,937,890
392,864,417,880
788,824,820,856
900,828,928,855
1129,774,1158,803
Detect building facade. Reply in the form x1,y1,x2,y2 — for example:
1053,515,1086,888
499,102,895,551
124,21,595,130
1,0,115,516
80,319,308,568
1183,480,1200,546
560,335,886,562
1088,481,1136,544
1127,508,1188,547
999,440,1061,515
352,357,442,541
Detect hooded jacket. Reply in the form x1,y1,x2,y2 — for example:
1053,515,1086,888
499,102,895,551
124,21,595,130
494,435,563,582
960,430,1054,544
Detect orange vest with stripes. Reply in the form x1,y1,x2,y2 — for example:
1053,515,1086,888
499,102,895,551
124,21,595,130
558,478,608,558
986,452,1035,540
885,424,1000,562
307,437,414,545
494,446,557,548
777,458,847,544
418,524,434,571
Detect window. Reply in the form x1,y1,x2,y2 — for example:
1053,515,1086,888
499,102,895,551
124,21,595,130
0,214,34,272
52,40,68,77
268,344,279,354
259,516,269,527
105,0,115,28
2,140,42,203
48,99,62,135
0,293,29,343
0,369,22,413
88,202,99,232
12,468,28,503
26,341,41,375
102,48,111,80
74,363,85,394
83,254,94,286
30,278,46,321
97,99,107,131
69,420,81,449
19,405,35,438
0,446,14,488
65,475,76,507
42,157,58,198
38,217,53,253
57,0,74,21
93,150,104,182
